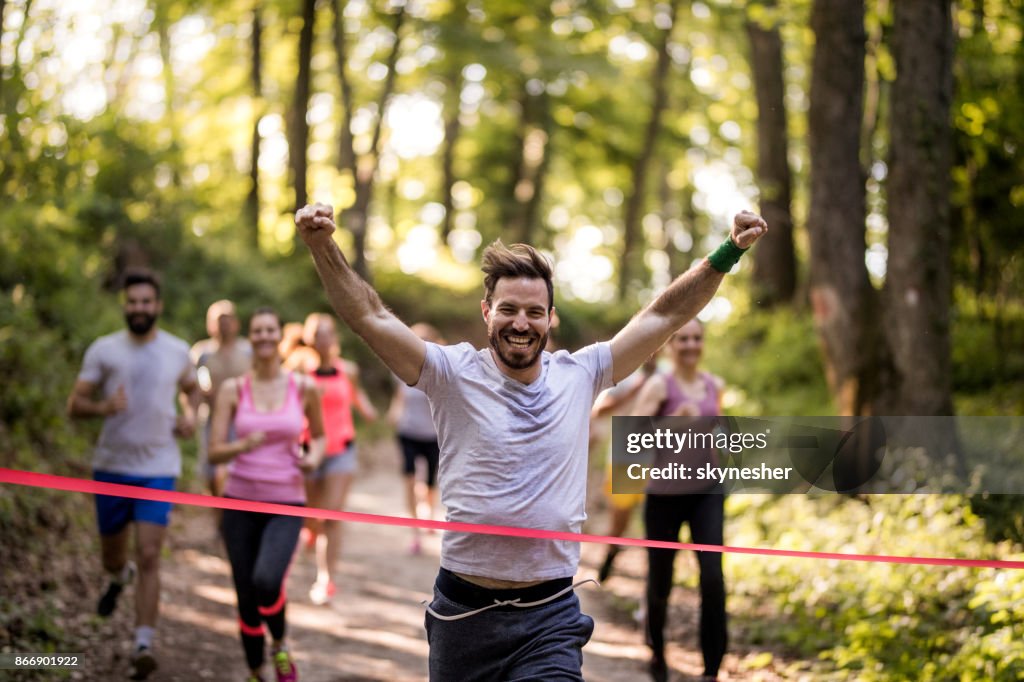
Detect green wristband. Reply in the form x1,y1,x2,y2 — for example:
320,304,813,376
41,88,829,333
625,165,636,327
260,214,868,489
707,237,748,273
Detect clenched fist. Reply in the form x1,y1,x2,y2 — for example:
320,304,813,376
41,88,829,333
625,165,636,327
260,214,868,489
295,203,337,248
730,210,768,249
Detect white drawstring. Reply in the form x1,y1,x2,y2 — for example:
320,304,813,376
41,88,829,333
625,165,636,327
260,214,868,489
423,578,600,622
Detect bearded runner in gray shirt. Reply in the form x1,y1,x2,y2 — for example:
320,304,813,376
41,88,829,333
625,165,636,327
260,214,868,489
295,202,766,681
68,268,200,681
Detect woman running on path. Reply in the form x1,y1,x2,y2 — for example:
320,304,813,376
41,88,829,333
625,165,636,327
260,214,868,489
209,307,325,682
296,312,377,605
632,319,727,682
387,322,444,555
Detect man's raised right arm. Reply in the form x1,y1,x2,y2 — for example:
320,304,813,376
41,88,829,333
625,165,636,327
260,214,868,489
295,203,426,386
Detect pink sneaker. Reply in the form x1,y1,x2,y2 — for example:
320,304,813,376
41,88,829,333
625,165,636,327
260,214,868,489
272,648,297,682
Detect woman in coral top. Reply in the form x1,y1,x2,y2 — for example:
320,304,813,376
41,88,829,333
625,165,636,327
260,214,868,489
209,307,325,682
296,312,377,605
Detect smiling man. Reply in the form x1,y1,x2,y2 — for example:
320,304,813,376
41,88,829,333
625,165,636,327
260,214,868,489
67,268,199,680
294,202,766,681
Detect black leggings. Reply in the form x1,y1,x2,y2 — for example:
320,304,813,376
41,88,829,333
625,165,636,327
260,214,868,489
221,506,303,670
644,492,727,677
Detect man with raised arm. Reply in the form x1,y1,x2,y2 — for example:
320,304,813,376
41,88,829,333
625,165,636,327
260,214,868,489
294,203,765,681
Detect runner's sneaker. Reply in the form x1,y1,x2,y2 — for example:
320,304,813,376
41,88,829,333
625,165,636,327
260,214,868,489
128,645,158,680
308,580,336,606
245,675,265,682
272,648,297,682
97,560,136,617
648,653,668,682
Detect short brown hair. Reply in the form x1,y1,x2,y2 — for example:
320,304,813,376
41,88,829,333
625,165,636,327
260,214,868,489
121,267,161,299
481,240,554,310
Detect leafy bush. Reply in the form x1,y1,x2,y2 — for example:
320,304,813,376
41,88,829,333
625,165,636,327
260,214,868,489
726,493,1024,680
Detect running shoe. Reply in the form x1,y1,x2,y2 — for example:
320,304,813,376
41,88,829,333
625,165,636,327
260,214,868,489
272,648,297,682
648,653,668,682
409,537,422,556
97,560,136,617
128,645,158,680
245,675,265,682
308,580,336,606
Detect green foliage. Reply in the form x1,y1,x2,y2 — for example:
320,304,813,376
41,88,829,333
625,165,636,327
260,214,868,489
951,293,1024,405
726,493,1024,680
703,307,833,416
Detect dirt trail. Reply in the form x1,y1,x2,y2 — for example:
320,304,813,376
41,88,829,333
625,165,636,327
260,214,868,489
68,455,797,681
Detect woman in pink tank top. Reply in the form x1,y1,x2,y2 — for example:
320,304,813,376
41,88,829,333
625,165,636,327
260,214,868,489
209,307,325,682
629,319,728,681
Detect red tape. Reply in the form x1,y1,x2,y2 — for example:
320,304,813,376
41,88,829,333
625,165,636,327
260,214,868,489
2,467,1022,570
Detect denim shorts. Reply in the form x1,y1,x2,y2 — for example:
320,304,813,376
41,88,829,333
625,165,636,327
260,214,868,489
306,442,356,480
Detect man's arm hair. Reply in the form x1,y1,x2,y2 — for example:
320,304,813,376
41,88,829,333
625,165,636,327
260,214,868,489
67,379,113,418
609,261,723,384
298,204,426,385
609,210,767,384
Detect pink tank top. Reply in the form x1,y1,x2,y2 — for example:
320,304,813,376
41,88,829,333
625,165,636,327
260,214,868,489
224,373,306,503
658,371,720,418
648,371,721,494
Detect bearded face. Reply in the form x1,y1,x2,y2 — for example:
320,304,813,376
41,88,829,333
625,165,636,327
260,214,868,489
122,283,162,338
483,277,551,375
488,318,548,370
125,310,159,335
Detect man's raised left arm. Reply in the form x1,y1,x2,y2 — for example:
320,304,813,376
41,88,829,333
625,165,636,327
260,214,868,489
608,210,767,384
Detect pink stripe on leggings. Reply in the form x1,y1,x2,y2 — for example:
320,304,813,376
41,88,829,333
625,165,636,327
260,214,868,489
239,619,264,637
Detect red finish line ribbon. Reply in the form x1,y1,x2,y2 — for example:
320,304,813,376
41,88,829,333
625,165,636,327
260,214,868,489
2,467,1023,570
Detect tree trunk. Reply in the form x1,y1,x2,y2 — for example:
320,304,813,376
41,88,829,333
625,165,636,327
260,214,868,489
288,0,316,218
153,5,181,186
671,185,699,279
807,0,884,415
331,0,357,179
0,0,7,102
506,88,551,245
746,3,797,307
619,0,679,300
437,2,468,243
439,64,463,242
343,5,405,280
884,0,955,417
249,3,263,249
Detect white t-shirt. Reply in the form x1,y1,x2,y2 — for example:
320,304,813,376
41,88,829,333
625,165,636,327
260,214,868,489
415,341,614,581
78,329,194,477
395,380,437,441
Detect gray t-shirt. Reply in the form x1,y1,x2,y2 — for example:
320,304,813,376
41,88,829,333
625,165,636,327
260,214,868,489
395,380,437,441
415,341,614,581
78,329,195,477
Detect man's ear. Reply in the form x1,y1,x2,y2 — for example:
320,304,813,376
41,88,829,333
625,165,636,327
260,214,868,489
480,299,491,323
